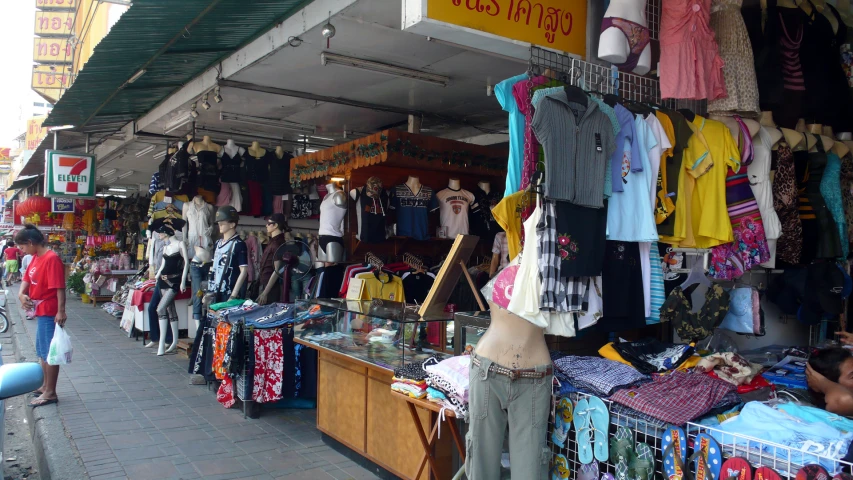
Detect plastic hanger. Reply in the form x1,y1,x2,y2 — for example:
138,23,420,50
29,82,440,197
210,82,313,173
679,259,711,289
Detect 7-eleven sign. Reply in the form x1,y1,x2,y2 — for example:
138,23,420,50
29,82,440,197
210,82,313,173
45,150,96,197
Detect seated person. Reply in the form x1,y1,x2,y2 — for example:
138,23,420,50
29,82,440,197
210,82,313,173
806,338,853,416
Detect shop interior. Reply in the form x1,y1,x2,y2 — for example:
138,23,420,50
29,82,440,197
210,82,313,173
18,0,853,478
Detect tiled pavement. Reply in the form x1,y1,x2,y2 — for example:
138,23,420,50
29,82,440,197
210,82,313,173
14,298,381,480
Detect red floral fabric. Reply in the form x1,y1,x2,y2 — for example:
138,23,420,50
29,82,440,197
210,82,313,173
252,329,284,403
217,376,235,408
212,322,232,380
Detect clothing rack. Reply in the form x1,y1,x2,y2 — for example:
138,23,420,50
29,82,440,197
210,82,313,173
365,252,384,270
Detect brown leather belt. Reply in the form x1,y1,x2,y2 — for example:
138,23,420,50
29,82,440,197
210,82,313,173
472,356,553,380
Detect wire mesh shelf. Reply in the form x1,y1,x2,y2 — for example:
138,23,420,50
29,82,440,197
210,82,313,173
548,391,853,479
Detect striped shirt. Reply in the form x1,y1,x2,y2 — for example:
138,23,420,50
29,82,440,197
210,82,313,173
531,90,615,208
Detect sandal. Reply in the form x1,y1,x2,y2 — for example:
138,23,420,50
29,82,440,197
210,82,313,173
551,397,573,448
588,396,610,463
795,465,830,480
574,398,594,465
663,425,688,480
609,426,634,480
720,457,751,480
550,453,570,480
691,433,722,480
577,462,598,480
631,442,655,480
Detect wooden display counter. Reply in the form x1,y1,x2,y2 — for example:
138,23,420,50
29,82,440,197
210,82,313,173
294,338,454,480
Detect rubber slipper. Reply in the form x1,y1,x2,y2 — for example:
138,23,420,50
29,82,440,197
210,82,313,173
692,433,722,480
833,474,853,480
601,475,616,480
588,396,610,463
551,453,570,480
796,465,830,480
754,467,782,480
720,458,751,480
663,425,688,480
573,398,594,464
29,398,58,408
609,426,634,480
632,442,654,480
551,397,573,448
577,462,598,480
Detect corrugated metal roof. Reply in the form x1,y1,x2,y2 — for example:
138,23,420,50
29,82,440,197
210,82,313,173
44,0,314,128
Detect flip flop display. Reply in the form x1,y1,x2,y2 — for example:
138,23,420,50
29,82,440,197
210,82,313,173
601,475,616,480
550,454,570,480
720,458,752,480
754,467,782,480
795,465,830,480
609,426,634,480
663,425,688,480
551,397,573,448
588,396,610,463
692,433,723,480
574,398,594,465
577,462,599,480
632,442,655,480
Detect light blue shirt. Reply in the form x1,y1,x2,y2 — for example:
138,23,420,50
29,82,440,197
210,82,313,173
606,116,658,242
495,73,528,197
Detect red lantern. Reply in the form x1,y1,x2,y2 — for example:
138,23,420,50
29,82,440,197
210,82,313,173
19,196,51,217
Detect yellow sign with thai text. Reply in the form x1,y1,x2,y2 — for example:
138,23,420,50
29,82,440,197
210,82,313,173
427,0,585,55
35,11,75,36
32,65,74,103
33,38,74,64
35,0,77,10
26,117,49,151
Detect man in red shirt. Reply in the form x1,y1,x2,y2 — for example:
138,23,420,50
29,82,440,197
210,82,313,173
17,225,66,408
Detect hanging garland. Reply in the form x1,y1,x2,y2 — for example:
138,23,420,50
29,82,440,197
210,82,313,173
290,134,506,188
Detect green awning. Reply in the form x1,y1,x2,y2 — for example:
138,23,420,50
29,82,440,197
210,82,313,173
5,175,41,192
44,0,314,128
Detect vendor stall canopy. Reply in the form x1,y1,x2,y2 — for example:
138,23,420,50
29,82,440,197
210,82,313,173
42,0,314,129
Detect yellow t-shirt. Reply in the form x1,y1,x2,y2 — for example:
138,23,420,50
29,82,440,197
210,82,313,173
356,272,406,303
491,191,535,261
655,111,677,224
660,120,711,245
687,116,740,248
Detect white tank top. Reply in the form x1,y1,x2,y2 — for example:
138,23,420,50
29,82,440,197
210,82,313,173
319,192,347,237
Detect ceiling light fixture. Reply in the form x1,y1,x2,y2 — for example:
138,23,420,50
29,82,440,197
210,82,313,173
106,177,119,184
190,103,199,118
320,52,449,87
201,94,211,110
116,170,135,180
127,69,146,84
164,113,193,134
213,86,222,103
134,145,155,157
108,187,127,192
98,168,117,179
219,113,315,134
152,150,167,158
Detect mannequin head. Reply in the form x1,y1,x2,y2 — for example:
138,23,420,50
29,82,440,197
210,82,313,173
266,213,287,236
215,206,239,238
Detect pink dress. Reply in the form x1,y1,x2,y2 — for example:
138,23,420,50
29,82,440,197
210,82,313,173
660,0,727,100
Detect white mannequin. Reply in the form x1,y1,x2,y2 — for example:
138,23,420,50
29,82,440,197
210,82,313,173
318,182,347,264
223,139,244,159
182,196,214,253
478,181,490,194
757,112,784,149
448,178,461,190
599,0,652,75
406,176,421,193
153,230,189,356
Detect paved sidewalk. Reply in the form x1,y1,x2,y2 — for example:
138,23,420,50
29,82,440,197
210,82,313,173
14,297,381,480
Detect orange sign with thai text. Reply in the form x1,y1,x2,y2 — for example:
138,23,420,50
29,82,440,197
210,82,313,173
427,0,585,55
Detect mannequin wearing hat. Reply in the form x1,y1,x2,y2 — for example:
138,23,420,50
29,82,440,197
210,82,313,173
204,206,248,306
257,214,288,305
153,220,189,356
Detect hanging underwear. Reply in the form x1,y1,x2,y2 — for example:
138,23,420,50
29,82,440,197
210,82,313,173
601,17,651,72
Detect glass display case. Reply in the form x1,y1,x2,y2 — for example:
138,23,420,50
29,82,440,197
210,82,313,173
452,311,492,355
293,298,453,370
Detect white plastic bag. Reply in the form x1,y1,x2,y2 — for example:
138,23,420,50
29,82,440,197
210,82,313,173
47,326,73,365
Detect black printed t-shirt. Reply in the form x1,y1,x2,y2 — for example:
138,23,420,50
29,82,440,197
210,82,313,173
352,186,389,244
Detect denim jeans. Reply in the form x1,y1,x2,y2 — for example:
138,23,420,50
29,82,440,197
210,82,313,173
190,262,210,321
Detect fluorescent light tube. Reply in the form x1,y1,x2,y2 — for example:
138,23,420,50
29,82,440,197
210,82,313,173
153,150,167,158
98,168,117,179
106,177,119,184
164,113,193,134
116,170,135,180
320,52,449,87
219,113,315,134
128,69,146,84
135,145,155,157
108,187,127,192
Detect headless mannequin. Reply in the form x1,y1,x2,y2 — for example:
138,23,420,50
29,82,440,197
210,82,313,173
757,112,785,148
476,304,551,368
248,141,266,158
599,0,652,75
806,123,835,152
711,115,760,145
318,182,346,264
182,196,214,252
478,181,490,194
274,146,293,215
191,135,221,155
153,232,189,356
406,175,421,193
794,120,819,151
203,220,249,306
448,178,461,190
223,139,244,159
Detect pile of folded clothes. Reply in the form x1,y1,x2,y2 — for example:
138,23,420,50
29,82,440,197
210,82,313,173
391,356,439,400
425,355,471,420
552,355,650,397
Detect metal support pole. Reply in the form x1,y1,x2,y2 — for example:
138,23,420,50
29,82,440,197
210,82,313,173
53,131,58,150
85,134,90,153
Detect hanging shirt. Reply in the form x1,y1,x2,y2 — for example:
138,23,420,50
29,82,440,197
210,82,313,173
491,232,510,270
606,116,659,242
435,188,475,238
390,184,438,241
495,73,529,197
469,187,502,246
351,185,389,243
492,190,533,262
657,109,695,238
22,250,65,317
208,235,248,297
401,271,436,305
356,272,405,302
611,104,640,193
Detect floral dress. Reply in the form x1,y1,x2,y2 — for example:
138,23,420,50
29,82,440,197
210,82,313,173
252,329,284,403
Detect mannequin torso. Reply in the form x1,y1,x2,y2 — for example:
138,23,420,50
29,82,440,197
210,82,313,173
475,304,550,369
478,181,490,194
190,136,221,155
448,178,461,191
406,176,421,194
247,141,266,158
599,0,652,75
223,140,243,159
